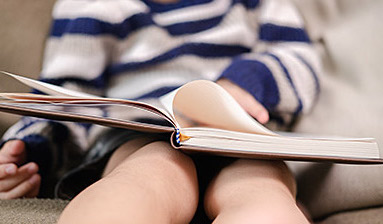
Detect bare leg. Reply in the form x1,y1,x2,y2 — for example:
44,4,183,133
58,139,199,224
204,159,310,224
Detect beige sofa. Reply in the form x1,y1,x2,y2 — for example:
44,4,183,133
0,0,56,135
0,0,383,223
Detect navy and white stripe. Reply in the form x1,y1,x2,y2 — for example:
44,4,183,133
176,128,181,144
2,0,321,179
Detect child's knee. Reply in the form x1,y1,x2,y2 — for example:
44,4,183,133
141,141,196,168
216,159,296,196
139,141,198,195
130,141,198,182
108,141,199,217
204,159,297,218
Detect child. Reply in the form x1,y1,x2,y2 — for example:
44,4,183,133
0,0,320,223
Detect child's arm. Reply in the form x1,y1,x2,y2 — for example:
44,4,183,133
217,0,321,125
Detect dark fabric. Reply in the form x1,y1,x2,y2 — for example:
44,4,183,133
191,154,236,223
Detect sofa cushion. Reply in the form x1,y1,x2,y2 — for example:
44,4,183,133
0,198,68,224
290,0,383,220
318,205,383,224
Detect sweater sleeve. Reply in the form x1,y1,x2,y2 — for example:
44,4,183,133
1,0,148,184
217,0,321,124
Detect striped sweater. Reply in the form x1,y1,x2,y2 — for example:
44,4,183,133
2,0,321,181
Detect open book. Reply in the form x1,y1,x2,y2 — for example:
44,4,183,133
0,72,381,164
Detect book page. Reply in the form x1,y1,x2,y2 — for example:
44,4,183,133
0,71,177,129
1,71,96,98
161,80,276,136
0,99,174,133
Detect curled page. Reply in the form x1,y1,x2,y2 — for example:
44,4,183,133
161,80,276,136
